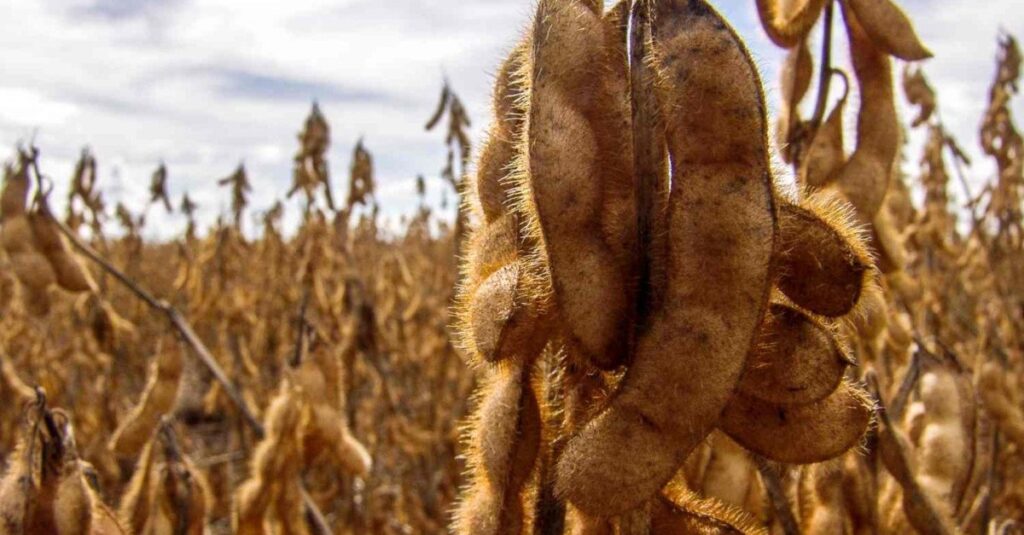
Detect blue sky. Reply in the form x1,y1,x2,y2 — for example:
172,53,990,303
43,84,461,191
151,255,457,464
0,0,1021,238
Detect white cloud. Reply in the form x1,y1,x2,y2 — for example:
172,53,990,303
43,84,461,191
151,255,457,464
0,0,1021,239
0,88,79,127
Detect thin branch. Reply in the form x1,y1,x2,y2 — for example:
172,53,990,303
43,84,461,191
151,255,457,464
194,450,247,469
302,487,333,535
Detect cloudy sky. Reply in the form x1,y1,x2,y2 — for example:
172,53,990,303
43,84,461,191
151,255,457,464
1,0,1021,239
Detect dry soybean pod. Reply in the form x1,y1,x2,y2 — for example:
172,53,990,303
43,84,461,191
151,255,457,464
630,0,670,315
653,481,768,535
798,463,850,534
737,304,851,405
519,0,635,371
868,372,956,535
755,0,829,49
720,379,873,464
913,363,973,522
0,430,35,533
0,160,29,220
453,40,549,366
1,158,57,297
233,386,305,534
826,2,899,223
555,0,776,515
118,437,157,533
979,361,1024,447
902,65,936,127
453,32,548,534
454,363,541,534
774,194,871,317
847,0,932,61
697,432,758,509
28,203,95,293
108,343,184,458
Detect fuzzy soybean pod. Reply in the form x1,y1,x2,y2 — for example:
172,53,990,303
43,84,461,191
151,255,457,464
454,38,550,367
8,407,100,535
870,373,956,535
697,433,758,510
49,457,95,535
774,194,872,318
555,0,776,515
847,0,932,61
234,386,306,535
454,364,542,535
755,0,828,48
735,304,852,406
720,195,873,462
108,343,184,458
452,37,545,535
903,65,936,128
0,160,29,220
720,378,873,464
148,459,210,535
518,0,636,371
652,481,768,535
119,434,209,535
825,2,899,223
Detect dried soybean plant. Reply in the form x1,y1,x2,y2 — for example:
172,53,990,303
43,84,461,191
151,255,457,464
149,164,172,214
453,0,875,531
0,391,127,534
980,35,1023,250
760,0,932,285
425,81,473,246
107,341,184,459
290,102,337,212
1,149,97,316
0,96,466,532
118,423,210,535
233,341,371,534
65,148,105,235
218,164,252,230
180,193,198,241
344,140,375,214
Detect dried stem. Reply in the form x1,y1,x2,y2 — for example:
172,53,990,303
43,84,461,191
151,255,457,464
630,0,661,321
753,455,800,535
809,1,835,129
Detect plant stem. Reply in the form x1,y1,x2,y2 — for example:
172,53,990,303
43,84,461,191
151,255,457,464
753,456,800,535
809,1,835,130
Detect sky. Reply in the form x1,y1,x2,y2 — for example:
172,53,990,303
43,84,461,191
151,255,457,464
0,0,1021,239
